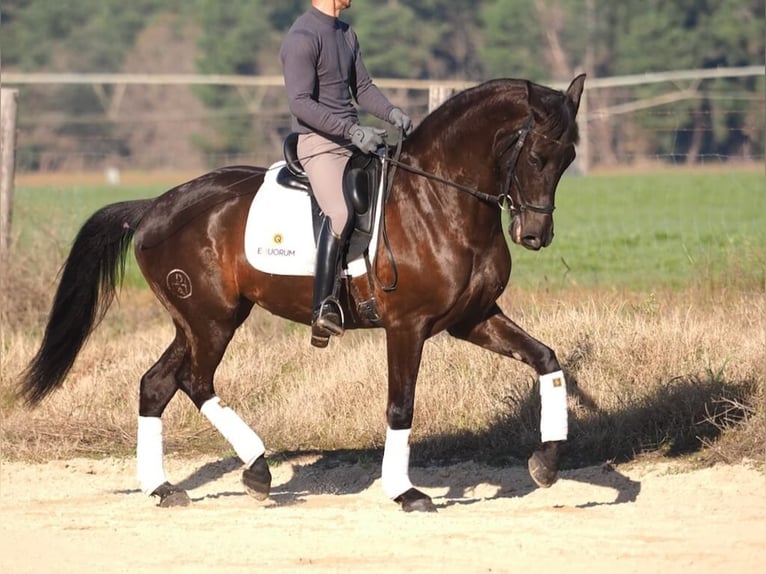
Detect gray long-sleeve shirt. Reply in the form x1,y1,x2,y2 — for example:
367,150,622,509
279,7,395,140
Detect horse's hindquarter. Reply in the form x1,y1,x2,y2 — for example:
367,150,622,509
134,167,265,311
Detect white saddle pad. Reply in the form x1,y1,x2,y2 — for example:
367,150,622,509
244,161,382,277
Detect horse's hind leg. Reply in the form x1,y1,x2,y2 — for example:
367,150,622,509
137,330,191,507
181,312,271,501
139,313,271,505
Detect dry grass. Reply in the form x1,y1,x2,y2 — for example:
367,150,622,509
1,250,763,469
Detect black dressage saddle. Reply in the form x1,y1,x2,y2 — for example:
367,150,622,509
277,132,383,263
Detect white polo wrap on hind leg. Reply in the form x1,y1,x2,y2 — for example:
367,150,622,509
539,370,568,442
137,416,168,496
201,397,265,467
381,426,414,499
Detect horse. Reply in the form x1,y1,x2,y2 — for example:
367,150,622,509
18,74,586,512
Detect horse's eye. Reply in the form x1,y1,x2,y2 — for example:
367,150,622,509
528,153,542,168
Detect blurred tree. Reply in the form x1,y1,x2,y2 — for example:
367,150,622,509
344,0,433,78
615,0,765,163
403,0,485,79
480,0,544,80
616,0,764,72
192,0,281,163
1,0,185,169
2,0,93,69
267,0,305,31
1,0,181,71
1,0,762,169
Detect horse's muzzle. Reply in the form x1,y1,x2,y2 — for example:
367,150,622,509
511,214,553,251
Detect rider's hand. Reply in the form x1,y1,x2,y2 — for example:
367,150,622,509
349,125,387,154
388,108,413,136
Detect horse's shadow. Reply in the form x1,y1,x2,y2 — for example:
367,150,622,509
171,358,752,509
173,447,640,510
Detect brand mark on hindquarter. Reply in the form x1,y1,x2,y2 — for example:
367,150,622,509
166,269,192,299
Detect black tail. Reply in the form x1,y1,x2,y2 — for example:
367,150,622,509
18,199,153,406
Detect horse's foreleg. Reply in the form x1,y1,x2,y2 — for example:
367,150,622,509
383,328,437,513
448,305,567,488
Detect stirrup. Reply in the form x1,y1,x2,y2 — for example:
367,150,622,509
311,298,344,348
315,297,344,336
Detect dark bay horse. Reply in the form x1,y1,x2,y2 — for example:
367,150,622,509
19,74,586,512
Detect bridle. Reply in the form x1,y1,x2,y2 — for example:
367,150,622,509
383,114,554,217
496,116,555,217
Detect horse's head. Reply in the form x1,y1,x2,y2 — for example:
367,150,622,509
502,75,585,251
400,74,585,252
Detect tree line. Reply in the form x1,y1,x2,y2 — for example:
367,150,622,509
2,0,764,170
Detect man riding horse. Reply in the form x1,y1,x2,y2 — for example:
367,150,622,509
280,0,413,348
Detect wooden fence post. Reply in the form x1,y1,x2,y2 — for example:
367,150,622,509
428,85,455,114
578,87,589,174
1,88,19,258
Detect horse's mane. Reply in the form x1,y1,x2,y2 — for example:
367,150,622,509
413,78,579,146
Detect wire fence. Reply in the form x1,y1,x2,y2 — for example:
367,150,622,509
5,68,764,175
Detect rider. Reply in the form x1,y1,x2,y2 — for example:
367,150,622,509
280,0,413,348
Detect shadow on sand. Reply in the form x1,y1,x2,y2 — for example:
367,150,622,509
170,363,753,509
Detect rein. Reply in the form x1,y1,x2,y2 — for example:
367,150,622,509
383,115,553,217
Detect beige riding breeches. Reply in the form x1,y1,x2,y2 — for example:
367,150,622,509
297,132,353,236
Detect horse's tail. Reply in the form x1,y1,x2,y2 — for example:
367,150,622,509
19,199,154,406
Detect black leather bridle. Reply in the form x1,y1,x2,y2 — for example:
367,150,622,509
496,116,555,217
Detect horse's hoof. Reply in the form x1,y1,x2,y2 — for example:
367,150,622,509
394,488,437,513
242,455,272,501
528,451,558,488
151,482,191,508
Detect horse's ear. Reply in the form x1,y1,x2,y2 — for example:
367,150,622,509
566,74,586,116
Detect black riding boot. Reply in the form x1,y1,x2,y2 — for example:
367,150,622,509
311,221,344,348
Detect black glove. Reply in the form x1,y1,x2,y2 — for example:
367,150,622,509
388,108,413,136
349,125,387,154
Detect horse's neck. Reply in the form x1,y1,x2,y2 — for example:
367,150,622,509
394,141,501,236
401,131,498,203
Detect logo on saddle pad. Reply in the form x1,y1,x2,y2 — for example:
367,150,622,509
244,161,384,277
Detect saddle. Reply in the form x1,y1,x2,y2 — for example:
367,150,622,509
277,133,383,263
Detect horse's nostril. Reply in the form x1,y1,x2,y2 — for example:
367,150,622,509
522,235,542,250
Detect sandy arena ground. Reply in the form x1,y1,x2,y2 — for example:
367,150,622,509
0,455,763,573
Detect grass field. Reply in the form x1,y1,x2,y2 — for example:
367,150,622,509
512,170,765,290
1,168,764,467
10,169,765,291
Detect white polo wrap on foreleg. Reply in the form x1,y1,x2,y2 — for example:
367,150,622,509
382,426,414,499
200,397,265,467
136,416,168,496
539,370,568,442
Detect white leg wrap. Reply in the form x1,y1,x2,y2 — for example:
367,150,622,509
136,416,168,496
381,427,414,499
540,370,568,442
200,397,265,467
